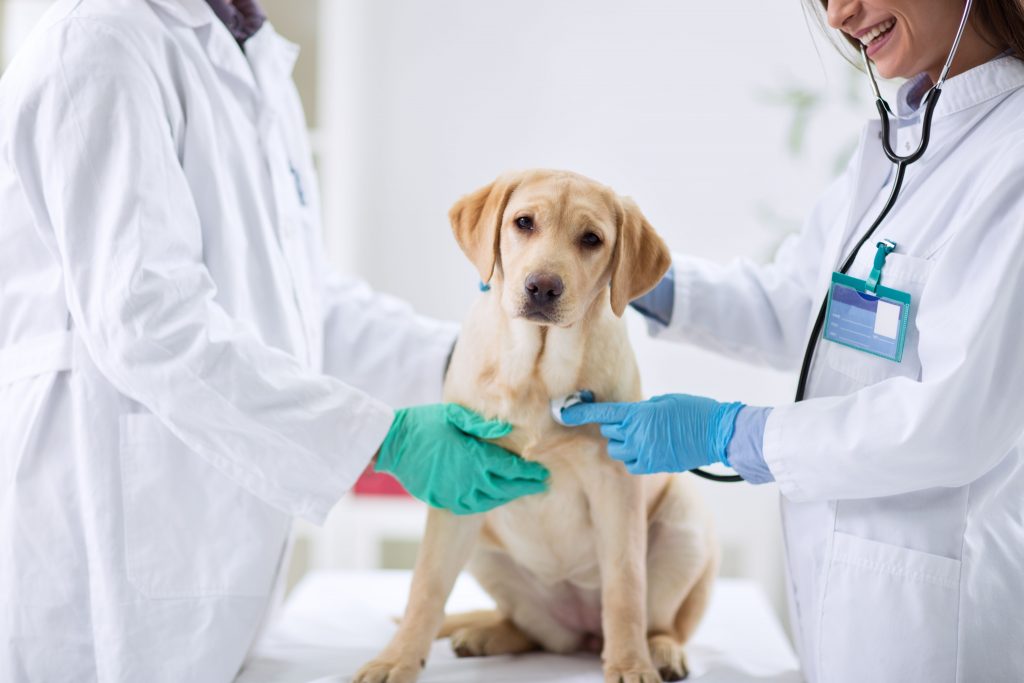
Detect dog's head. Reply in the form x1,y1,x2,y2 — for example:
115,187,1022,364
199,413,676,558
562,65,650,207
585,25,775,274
449,169,670,326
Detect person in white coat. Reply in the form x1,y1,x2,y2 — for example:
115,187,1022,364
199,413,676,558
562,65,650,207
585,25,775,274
565,0,1024,681
0,1,549,682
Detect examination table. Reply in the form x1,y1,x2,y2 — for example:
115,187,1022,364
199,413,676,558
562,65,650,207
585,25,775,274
236,570,801,683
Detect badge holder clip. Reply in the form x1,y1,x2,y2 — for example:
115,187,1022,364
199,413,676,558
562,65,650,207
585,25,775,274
865,239,897,294
823,238,911,363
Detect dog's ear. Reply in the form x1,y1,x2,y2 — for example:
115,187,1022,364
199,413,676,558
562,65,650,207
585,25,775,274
609,197,671,317
449,173,521,284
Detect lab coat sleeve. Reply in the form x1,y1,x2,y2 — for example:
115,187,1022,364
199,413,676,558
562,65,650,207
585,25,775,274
642,164,856,370
763,148,1024,502
318,269,459,408
12,19,394,524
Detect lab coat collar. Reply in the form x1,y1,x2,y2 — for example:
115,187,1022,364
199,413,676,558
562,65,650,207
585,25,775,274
896,54,1024,118
149,0,298,110
246,23,301,80
825,55,1024,298
197,20,261,100
146,0,258,99
145,0,214,29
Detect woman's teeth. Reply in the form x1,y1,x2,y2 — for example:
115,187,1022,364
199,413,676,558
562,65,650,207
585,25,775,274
860,19,896,46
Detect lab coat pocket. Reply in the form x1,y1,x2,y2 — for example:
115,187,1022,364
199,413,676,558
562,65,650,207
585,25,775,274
119,414,290,599
819,532,960,682
825,253,934,386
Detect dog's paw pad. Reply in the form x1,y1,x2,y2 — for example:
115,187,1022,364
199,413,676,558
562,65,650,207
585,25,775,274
648,634,689,681
659,665,687,682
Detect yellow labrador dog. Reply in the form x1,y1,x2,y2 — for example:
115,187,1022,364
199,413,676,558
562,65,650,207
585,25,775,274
354,170,718,683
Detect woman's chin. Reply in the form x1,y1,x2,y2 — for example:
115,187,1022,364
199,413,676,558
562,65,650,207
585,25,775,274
873,62,898,79
872,58,912,81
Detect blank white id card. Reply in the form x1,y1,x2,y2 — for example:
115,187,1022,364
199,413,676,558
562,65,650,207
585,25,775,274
823,272,911,362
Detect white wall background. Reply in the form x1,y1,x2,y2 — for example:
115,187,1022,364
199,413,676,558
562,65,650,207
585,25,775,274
1,0,893,635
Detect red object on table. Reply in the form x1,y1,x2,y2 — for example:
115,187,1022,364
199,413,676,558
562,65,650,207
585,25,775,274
352,464,410,497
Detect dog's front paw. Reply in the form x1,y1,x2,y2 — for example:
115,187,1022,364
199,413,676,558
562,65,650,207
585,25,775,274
603,660,663,683
352,656,423,683
648,634,688,681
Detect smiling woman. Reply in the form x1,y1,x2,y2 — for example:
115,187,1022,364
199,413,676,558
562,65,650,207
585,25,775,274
806,0,1024,80
598,0,1024,680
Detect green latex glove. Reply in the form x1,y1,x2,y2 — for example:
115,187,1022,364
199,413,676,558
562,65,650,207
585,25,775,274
375,403,550,515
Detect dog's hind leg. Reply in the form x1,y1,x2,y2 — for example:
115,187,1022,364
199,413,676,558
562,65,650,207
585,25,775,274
439,609,539,657
644,478,719,681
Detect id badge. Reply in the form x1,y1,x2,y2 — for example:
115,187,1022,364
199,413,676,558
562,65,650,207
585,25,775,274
824,272,910,362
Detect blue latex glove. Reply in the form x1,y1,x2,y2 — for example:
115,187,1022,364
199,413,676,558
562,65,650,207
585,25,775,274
560,394,744,475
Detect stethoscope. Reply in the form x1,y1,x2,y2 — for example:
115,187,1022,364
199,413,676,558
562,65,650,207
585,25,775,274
692,0,976,483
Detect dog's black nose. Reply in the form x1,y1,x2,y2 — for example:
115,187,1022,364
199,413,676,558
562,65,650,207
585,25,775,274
525,272,564,305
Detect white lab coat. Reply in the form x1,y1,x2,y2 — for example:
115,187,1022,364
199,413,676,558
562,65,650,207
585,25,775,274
0,0,456,681
650,56,1024,682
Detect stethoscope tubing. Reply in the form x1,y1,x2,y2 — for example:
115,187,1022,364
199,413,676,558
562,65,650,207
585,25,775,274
691,0,972,483
794,15,960,403
794,87,943,402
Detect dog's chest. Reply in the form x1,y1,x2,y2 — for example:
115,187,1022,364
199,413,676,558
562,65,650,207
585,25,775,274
484,463,603,590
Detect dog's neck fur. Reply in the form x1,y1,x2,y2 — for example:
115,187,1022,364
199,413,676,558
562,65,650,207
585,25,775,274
487,279,618,403
500,314,589,400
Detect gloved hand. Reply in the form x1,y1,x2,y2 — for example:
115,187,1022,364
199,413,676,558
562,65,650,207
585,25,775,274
375,403,549,514
560,394,744,475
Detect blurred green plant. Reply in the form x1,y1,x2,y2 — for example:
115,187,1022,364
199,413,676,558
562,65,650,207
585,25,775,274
756,66,864,173
751,66,867,254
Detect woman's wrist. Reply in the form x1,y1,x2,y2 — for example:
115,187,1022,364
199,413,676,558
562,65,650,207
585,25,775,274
725,406,775,484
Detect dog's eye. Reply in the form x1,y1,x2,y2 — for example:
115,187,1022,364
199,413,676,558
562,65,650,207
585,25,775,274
516,216,534,230
580,232,602,248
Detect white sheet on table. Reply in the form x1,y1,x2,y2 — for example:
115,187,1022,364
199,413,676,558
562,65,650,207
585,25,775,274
236,570,801,683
